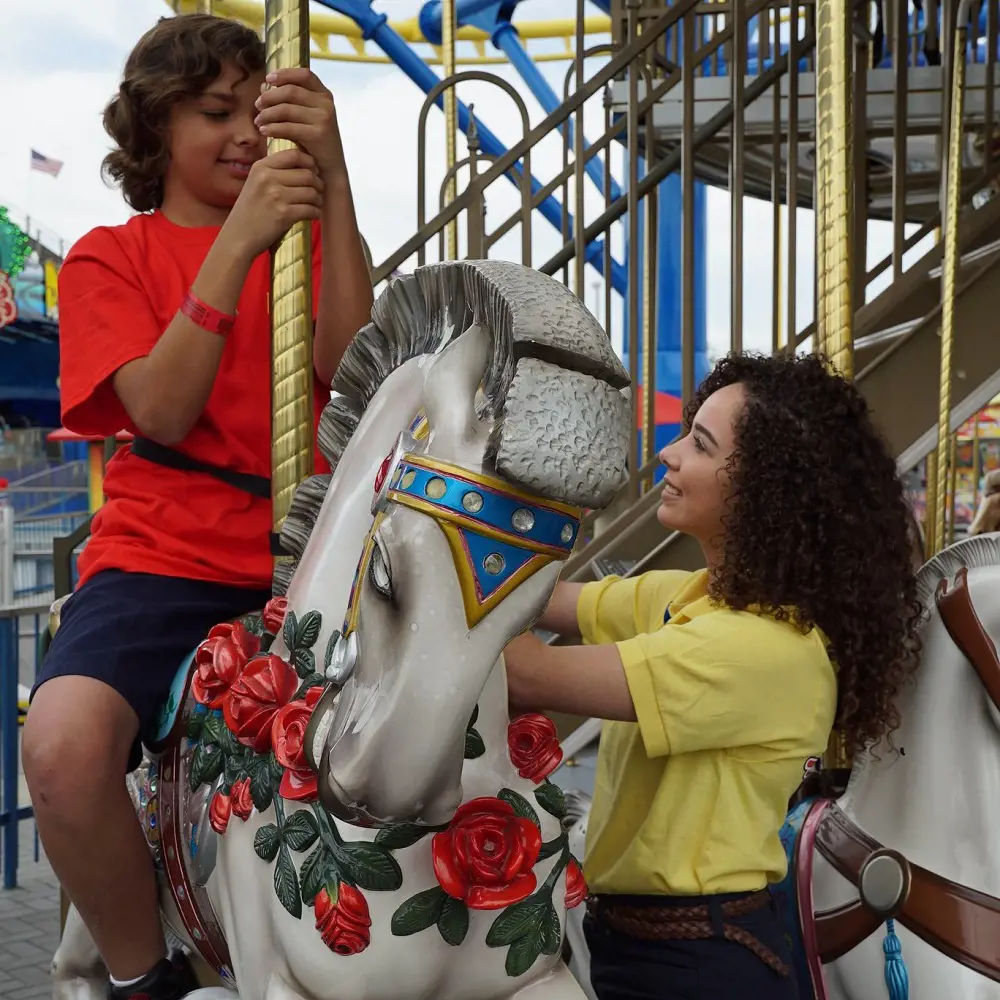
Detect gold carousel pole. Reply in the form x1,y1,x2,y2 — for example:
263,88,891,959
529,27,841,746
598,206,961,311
932,0,971,555
265,0,314,538
442,0,458,261
814,0,854,376
814,0,854,773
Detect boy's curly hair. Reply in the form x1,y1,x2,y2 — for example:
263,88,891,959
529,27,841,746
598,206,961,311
686,352,923,755
102,14,265,212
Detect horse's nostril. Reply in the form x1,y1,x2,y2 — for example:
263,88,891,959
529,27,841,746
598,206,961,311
326,631,359,685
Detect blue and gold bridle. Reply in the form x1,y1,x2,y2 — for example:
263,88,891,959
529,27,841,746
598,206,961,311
341,416,583,635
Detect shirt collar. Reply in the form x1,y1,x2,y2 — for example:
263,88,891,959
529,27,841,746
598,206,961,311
665,569,716,624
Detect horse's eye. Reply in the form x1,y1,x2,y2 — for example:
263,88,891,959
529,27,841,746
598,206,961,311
369,540,392,600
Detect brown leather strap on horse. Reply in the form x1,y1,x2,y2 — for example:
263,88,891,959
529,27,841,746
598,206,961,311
935,566,1000,714
814,802,1000,981
587,890,791,977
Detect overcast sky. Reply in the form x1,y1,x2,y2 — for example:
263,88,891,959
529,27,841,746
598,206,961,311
0,0,904,362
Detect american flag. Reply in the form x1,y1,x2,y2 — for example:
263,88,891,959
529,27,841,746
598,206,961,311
30,149,63,178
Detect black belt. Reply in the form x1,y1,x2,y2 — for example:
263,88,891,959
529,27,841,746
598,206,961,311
130,436,287,556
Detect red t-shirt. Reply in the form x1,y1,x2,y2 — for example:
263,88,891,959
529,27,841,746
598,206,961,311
59,211,330,590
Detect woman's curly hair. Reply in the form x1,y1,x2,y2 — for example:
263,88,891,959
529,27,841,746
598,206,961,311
102,14,265,212
685,352,923,755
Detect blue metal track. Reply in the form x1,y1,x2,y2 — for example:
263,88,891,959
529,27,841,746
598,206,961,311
314,0,625,290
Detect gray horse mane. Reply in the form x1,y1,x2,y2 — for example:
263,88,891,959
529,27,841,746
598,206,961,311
916,532,1000,609
273,260,631,596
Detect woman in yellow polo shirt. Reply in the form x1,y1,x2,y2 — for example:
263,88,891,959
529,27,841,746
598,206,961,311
504,352,922,1000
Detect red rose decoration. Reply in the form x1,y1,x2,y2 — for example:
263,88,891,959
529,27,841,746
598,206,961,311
230,777,254,821
432,797,542,910
223,653,298,753
191,621,260,708
564,858,587,909
262,597,289,635
272,700,318,802
315,884,371,955
209,791,232,834
507,714,563,783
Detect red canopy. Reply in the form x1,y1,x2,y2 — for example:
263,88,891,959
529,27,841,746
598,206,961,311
634,386,683,427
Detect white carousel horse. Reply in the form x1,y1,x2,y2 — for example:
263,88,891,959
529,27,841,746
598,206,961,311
51,260,630,1000
561,532,1000,1000
799,532,1000,1000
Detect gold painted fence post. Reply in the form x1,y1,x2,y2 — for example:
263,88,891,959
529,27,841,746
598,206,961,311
932,1,971,555
814,0,854,772
265,0,314,539
814,0,854,377
442,0,458,260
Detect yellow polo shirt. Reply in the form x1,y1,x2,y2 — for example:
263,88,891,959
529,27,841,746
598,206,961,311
579,569,836,896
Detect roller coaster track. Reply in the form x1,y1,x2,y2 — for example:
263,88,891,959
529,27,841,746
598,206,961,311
173,0,613,64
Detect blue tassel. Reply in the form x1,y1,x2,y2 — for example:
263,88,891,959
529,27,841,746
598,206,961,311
882,918,909,1000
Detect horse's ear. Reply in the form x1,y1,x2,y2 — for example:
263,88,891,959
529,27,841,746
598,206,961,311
421,323,491,461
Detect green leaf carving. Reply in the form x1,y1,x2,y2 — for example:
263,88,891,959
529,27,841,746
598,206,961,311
537,835,568,862
273,844,302,919
247,754,275,812
294,674,326,702
374,824,437,851
539,903,562,955
260,631,275,653
282,609,298,654
239,612,265,637
391,886,446,936
268,752,285,784
202,714,227,748
469,704,479,728
437,896,469,946
485,898,546,948
534,780,567,820
323,629,341,672
186,707,208,741
336,842,403,892
505,932,542,978
223,750,247,792
498,788,540,828
282,810,319,852
464,728,486,759
295,610,322,650
300,844,335,906
253,824,280,863
189,742,224,792
292,647,316,680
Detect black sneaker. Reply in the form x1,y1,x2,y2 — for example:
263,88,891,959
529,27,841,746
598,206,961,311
106,952,200,1000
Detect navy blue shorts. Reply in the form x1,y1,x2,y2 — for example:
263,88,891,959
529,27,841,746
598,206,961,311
33,569,271,772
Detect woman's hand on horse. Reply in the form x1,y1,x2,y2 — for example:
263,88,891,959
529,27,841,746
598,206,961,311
221,148,324,260
503,632,637,723
255,68,348,182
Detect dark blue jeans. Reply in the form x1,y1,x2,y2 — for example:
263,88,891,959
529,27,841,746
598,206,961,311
584,890,801,1000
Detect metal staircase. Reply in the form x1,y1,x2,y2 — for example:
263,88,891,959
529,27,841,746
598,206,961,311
56,0,1000,649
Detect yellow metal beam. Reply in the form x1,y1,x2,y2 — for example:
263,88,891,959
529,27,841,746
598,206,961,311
172,0,612,64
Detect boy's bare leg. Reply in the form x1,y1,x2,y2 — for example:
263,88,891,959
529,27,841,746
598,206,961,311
23,675,166,982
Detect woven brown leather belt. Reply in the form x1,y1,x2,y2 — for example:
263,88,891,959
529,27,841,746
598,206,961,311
586,889,790,977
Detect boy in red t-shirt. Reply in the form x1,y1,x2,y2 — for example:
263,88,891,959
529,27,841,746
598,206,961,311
22,15,373,1000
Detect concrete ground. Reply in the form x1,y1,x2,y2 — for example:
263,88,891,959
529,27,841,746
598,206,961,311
0,833,59,999
1,606,59,999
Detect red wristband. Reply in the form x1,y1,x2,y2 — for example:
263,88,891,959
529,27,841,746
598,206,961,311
180,291,236,336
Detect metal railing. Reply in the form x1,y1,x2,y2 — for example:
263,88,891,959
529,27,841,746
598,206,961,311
0,602,48,889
